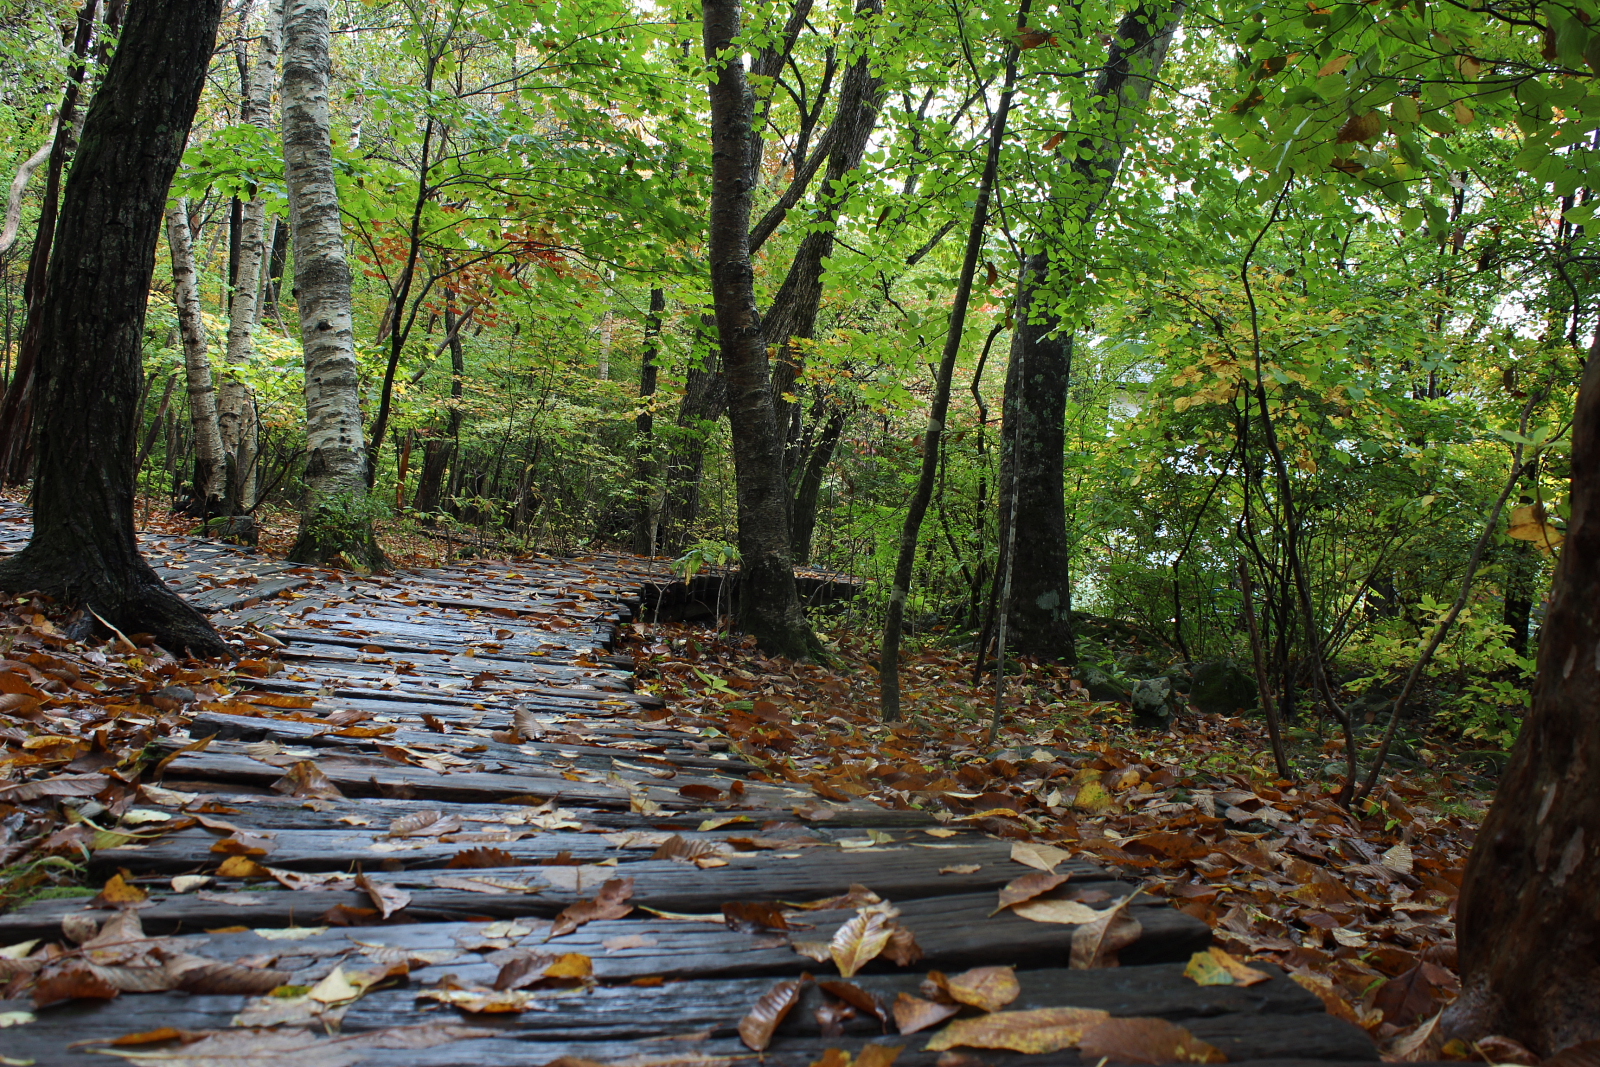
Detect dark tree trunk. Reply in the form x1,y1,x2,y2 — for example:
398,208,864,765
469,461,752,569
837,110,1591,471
0,0,99,486
1443,340,1600,1054
262,218,288,319
996,1,1184,663
703,0,814,659
415,297,467,517
632,287,665,555
0,0,226,656
790,402,847,563
999,276,1075,660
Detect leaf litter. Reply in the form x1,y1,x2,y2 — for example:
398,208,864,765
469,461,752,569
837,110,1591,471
626,621,1489,1054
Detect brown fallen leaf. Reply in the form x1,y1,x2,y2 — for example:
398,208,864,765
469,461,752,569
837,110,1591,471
493,950,593,990
893,991,961,1035
939,864,982,875
33,959,122,1007
818,979,889,1023
550,877,635,937
601,934,657,952
738,975,808,1051
355,873,411,920
651,834,723,863
210,831,275,858
417,987,543,1013
723,901,790,933
678,783,725,802
431,873,540,894
792,884,882,911
1078,1016,1228,1063
925,1006,1112,1053
446,847,520,869
940,965,1020,1012
882,924,923,967
167,956,293,995
271,760,345,799
1070,895,1143,969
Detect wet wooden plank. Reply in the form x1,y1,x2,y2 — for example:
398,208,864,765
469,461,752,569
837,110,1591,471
0,964,1375,1066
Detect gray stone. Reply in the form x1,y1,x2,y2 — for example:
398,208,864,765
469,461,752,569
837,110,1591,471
1077,664,1131,704
1131,676,1179,730
1189,659,1258,716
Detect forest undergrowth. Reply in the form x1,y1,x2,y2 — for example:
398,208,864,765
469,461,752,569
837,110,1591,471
623,621,1506,1062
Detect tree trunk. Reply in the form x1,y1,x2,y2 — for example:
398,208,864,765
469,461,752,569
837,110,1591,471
790,401,847,563
0,0,100,486
632,286,665,556
997,1,1185,662
703,0,813,659
0,0,226,656
282,0,384,569
1443,340,1600,1054
218,0,284,514
880,2,1023,721
165,200,227,517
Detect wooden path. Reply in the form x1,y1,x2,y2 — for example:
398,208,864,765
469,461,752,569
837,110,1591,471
0,509,1389,1065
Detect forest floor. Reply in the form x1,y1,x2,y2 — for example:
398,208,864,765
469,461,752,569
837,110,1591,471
620,624,1496,1060
0,501,1498,1061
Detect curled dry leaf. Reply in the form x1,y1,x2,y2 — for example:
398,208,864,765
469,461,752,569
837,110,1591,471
167,955,293,995
738,975,808,1051
33,959,122,1007
678,783,724,802
1077,1016,1228,1064
550,877,634,937
1069,896,1143,969
271,760,345,799
940,965,1020,1012
793,884,882,911
818,979,889,1022
938,864,981,875
355,873,412,920
418,987,546,1014
882,925,923,967
893,992,961,1035
493,951,592,991
924,1006,1112,1053
651,834,723,863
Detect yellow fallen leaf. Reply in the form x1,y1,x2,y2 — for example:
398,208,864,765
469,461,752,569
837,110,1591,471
925,1007,1111,1053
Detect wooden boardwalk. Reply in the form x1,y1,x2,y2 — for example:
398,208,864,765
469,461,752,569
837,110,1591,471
0,510,1388,1065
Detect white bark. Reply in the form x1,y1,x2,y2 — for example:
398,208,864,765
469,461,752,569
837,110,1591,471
218,0,284,510
165,200,227,509
283,0,377,560
0,121,57,258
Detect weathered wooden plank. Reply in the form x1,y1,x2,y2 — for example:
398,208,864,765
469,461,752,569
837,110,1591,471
0,965,1375,1066
0,887,1202,971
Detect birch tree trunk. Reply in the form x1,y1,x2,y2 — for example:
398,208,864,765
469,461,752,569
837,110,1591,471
218,0,284,515
165,199,227,516
0,0,227,656
282,0,384,569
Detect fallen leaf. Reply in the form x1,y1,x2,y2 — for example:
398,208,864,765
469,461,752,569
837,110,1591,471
271,760,345,799
739,976,807,1051
651,834,723,863
939,864,981,875
494,950,592,990
818,979,889,1022
993,871,1071,914
1011,899,1103,925
0,1011,34,1028
830,908,897,978
33,960,121,1007
1009,842,1070,873
1070,896,1143,968
431,873,540,894
355,873,411,920
925,1006,1112,1053
678,783,724,802
550,877,634,936
602,934,657,952
417,987,544,1013
446,847,520,869
88,1024,496,1063
388,810,462,838
941,965,1020,1012
91,873,149,909
723,901,790,933
1183,947,1271,987
167,956,294,995
1078,1016,1227,1063
169,875,213,893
